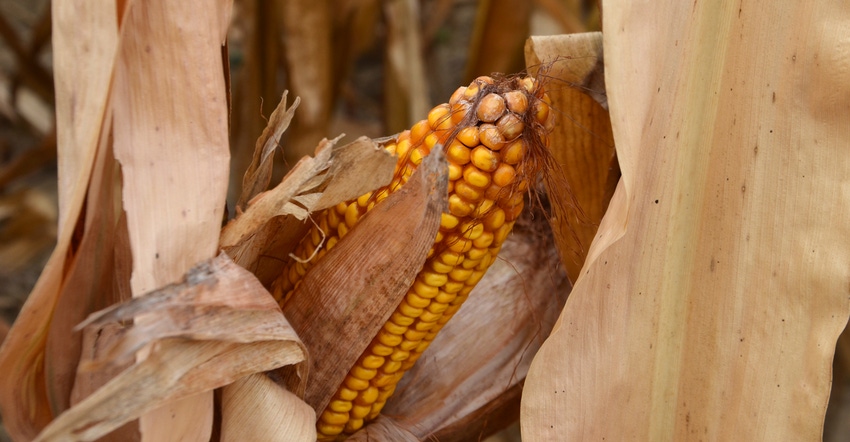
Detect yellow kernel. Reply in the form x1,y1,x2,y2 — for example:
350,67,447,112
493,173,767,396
428,104,452,130
376,330,403,347
447,234,473,253
457,126,480,147
350,404,372,419
473,231,495,248
450,86,467,104
382,360,402,374
471,146,500,172
344,203,360,228
421,271,448,287
338,387,358,401
326,236,338,250
357,192,372,208
484,183,503,200
327,209,341,229
414,320,438,332
504,90,529,114
446,140,470,165
467,247,488,261
371,343,394,356
463,81,480,99
344,375,370,391
410,146,427,165
496,112,525,140
449,267,474,282
448,194,474,217
430,259,454,274
396,138,412,159
356,386,379,405
424,133,439,151
443,281,464,294
410,119,430,144
317,422,345,437
360,355,385,369
398,301,424,318
328,400,352,413
440,213,459,230
454,180,483,202
389,348,410,361
344,419,364,434
502,139,527,165
413,279,440,298
462,165,491,189
372,371,397,387
459,221,485,241
448,162,463,180
475,75,495,85
435,231,444,244
404,329,427,341
479,124,507,151
427,302,450,314
472,198,495,217
451,102,471,125
399,339,419,351
533,99,550,125
461,257,482,269
493,163,517,188
467,270,486,286
439,250,464,266
494,222,514,244
389,312,415,326
419,309,443,322
476,93,506,122
383,320,407,335
434,291,457,304
377,386,396,403
338,221,349,238
406,292,431,308
521,77,536,93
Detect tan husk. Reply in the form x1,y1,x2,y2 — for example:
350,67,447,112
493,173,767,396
33,254,306,442
281,147,448,413
522,1,850,440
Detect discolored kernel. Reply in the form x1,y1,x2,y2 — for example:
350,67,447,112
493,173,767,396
479,124,507,150
492,163,517,187
496,112,525,140
476,93,506,123
471,146,500,172
503,90,529,114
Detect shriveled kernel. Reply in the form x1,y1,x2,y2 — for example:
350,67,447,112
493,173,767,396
350,405,372,419
376,330,403,347
479,124,507,151
454,180,483,201
405,292,431,308
476,93,506,122
382,321,407,335
356,386,380,405
463,165,491,188
344,376,370,391
440,213,460,230
457,126,480,147
471,146,500,172
502,139,527,164
413,279,440,298
448,194,474,217
504,90,529,114
449,267,474,282
421,271,448,287
329,400,353,413
497,113,525,140
448,162,463,180
493,163,517,187
473,231,495,248
446,140,470,165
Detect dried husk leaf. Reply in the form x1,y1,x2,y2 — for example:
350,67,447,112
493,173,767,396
525,32,616,281
0,2,119,439
34,254,306,442
221,135,396,285
374,216,569,441
522,1,850,440
346,416,417,442
282,148,447,413
220,373,316,442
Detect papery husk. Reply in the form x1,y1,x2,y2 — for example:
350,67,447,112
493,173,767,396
220,373,316,442
525,32,616,282
352,213,570,441
281,148,448,412
522,1,850,440
33,254,306,442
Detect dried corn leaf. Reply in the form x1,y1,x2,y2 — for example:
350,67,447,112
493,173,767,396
34,254,305,441
464,0,531,83
221,135,396,285
346,416,417,442
525,32,615,281
282,148,448,413
522,1,850,440
221,373,316,442
0,2,119,439
376,218,569,440
237,91,301,212
383,0,430,133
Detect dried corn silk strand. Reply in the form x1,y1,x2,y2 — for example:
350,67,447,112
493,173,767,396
272,75,555,440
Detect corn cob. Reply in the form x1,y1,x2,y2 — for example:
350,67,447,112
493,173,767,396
271,75,554,440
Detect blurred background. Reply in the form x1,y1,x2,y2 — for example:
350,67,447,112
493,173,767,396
0,0,846,441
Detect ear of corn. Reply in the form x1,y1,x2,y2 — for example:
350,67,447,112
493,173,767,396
272,75,554,440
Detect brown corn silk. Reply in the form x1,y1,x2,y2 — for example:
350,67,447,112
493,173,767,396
273,75,556,439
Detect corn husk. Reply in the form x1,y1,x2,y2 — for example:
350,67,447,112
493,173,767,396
522,1,850,440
